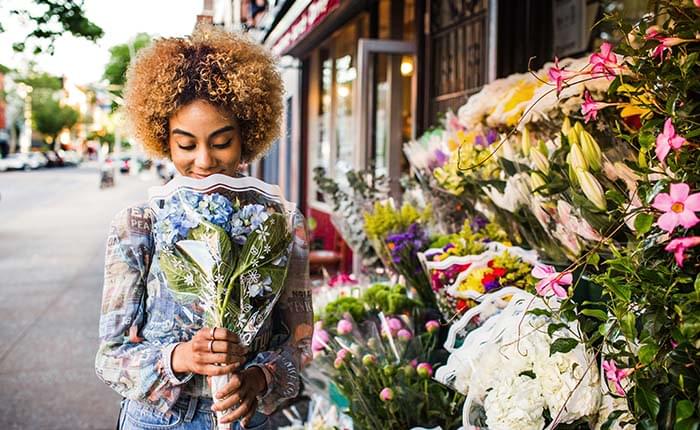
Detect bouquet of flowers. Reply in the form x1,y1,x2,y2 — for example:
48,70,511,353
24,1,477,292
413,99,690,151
148,174,295,429
436,288,602,430
364,200,435,307
310,285,464,430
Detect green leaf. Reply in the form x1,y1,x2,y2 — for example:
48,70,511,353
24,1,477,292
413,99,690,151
620,312,637,341
694,275,700,299
587,252,600,268
634,385,661,420
550,337,579,355
548,323,568,337
158,250,204,299
634,213,654,237
601,410,625,430
638,343,659,365
675,400,694,423
581,308,608,321
675,421,700,430
528,308,552,317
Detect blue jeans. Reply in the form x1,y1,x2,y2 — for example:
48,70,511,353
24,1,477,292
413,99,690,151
118,396,271,430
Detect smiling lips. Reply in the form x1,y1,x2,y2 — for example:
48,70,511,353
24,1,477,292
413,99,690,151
190,171,221,179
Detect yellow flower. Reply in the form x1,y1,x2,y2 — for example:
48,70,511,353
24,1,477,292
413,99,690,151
616,84,653,119
457,267,489,294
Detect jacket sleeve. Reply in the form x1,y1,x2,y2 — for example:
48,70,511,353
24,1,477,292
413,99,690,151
246,209,313,414
95,206,192,414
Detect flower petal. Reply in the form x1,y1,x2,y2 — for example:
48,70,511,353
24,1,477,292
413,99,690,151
670,183,690,202
655,138,670,163
669,135,686,150
558,272,573,285
678,210,700,229
663,118,674,137
651,192,673,212
657,212,680,232
532,264,555,279
684,193,700,212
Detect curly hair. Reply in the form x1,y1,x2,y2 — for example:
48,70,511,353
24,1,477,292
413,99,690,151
123,25,284,161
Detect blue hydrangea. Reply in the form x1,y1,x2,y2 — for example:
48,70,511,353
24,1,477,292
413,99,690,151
154,191,233,246
229,204,269,245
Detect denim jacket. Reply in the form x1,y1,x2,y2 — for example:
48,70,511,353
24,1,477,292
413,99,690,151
95,204,313,415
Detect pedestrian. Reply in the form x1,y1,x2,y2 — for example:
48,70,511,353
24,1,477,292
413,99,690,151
95,25,312,430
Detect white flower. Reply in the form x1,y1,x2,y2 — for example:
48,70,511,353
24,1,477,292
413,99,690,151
482,173,531,212
483,374,545,430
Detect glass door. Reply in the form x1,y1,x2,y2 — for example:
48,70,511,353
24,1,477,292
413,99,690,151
355,39,416,198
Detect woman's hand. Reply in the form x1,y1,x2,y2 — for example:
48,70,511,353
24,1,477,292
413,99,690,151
171,327,248,376
211,367,267,426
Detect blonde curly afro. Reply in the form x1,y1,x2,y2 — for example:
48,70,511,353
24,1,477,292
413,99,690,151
123,25,283,162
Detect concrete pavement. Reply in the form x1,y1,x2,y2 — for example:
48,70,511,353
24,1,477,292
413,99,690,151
0,165,159,429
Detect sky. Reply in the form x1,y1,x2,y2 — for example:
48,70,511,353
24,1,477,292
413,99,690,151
0,0,202,85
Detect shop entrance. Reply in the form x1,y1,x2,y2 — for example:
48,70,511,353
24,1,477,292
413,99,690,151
355,39,416,198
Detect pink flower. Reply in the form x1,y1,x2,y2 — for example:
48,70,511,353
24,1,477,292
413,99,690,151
333,357,345,369
385,317,403,336
337,319,353,336
602,359,633,396
665,236,700,267
581,91,602,123
328,273,358,287
416,362,433,378
644,26,661,40
655,118,687,163
425,320,440,334
379,387,394,401
695,0,700,7
589,42,618,79
652,183,700,232
532,264,572,298
548,57,569,95
397,329,413,342
336,348,350,361
311,327,329,352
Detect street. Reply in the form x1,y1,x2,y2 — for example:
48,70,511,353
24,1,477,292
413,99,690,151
0,164,159,429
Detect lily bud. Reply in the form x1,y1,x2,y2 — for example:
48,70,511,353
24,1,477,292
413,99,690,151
566,128,579,147
575,168,607,211
568,143,588,171
562,117,572,135
521,130,532,156
530,172,547,192
530,148,550,174
573,121,584,135
579,130,602,171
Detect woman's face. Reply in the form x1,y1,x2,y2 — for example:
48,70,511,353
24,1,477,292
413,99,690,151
168,99,242,178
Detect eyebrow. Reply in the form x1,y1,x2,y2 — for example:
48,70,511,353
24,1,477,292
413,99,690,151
171,125,236,140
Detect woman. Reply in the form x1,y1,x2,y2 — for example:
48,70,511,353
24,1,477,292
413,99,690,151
96,26,313,430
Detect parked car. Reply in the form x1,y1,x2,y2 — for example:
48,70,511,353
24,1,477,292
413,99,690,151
0,157,8,172
3,153,32,170
57,150,82,166
27,152,47,169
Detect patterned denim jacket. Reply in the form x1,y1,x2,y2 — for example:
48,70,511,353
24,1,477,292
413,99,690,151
95,203,313,415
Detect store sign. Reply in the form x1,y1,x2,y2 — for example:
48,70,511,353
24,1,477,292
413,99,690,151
272,0,340,55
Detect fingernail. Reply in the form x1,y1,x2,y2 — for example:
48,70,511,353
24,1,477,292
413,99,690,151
210,405,216,411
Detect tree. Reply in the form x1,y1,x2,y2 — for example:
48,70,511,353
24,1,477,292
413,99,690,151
32,96,79,145
103,33,151,88
102,33,151,110
3,0,104,54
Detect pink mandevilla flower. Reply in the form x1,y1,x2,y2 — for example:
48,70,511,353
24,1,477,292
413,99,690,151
655,118,687,163
548,57,569,95
602,359,633,396
581,91,603,123
665,236,700,267
695,0,700,7
652,183,700,232
532,264,572,298
589,42,618,79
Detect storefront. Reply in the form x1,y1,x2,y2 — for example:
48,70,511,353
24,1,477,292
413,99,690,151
254,0,608,272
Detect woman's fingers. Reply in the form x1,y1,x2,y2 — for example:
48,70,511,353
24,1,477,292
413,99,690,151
218,394,257,424
193,339,248,356
196,362,239,376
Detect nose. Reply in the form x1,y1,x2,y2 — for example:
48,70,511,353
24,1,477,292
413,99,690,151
194,146,216,170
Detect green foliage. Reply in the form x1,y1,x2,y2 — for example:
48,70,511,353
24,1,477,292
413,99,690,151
362,284,419,315
364,200,431,240
322,297,366,328
32,95,79,142
102,33,151,96
7,0,104,54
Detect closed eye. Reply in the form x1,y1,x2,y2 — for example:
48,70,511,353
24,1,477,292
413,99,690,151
176,143,195,150
213,139,232,149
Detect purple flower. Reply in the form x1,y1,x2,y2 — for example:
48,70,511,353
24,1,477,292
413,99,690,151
470,215,488,231
486,129,499,145
483,279,500,292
